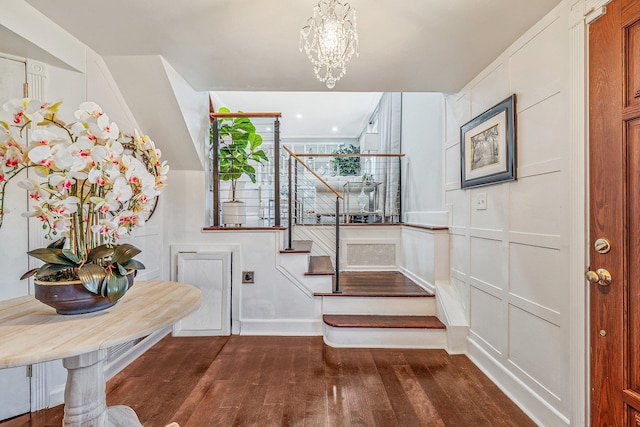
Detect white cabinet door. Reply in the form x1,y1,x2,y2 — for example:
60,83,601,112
0,56,31,420
173,252,231,336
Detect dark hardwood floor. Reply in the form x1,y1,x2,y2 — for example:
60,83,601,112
2,335,534,427
316,271,434,297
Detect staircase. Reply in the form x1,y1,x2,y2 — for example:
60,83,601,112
280,239,448,349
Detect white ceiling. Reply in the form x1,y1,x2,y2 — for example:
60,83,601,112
212,91,382,139
19,0,563,141
25,0,563,93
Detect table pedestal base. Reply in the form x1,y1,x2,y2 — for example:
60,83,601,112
63,350,142,427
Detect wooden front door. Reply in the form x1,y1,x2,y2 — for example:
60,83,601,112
589,0,640,425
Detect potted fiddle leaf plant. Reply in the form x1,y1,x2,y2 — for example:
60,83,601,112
211,107,269,225
331,144,360,176
0,98,169,314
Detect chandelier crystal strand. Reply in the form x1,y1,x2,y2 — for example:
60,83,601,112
299,0,359,89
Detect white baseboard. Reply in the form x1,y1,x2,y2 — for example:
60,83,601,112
48,385,65,408
239,318,323,336
468,337,570,427
398,266,435,294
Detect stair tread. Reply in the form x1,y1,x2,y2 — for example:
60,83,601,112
306,255,335,275
315,290,434,297
323,314,445,329
280,240,313,254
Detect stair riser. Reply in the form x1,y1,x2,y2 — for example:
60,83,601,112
279,253,333,294
323,324,447,349
322,296,436,316
279,252,309,276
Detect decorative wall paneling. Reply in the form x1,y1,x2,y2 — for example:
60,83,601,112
440,0,590,424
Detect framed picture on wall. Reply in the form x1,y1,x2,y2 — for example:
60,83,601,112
460,94,516,189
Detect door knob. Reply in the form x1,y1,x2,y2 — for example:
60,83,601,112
586,268,612,286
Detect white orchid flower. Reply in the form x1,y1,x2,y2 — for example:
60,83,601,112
49,196,80,216
49,173,76,192
90,195,119,214
91,216,122,241
18,178,50,201
74,102,103,122
70,121,88,136
21,204,55,224
27,145,54,168
51,145,76,171
2,98,44,127
3,146,24,168
91,114,120,140
49,216,72,235
29,129,66,148
110,176,133,203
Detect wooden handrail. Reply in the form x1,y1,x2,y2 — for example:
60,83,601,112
282,145,344,200
210,112,282,118
301,153,405,158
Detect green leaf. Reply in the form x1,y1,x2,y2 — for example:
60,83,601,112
116,262,128,276
36,263,74,278
104,273,129,302
47,237,66,249
219,107,230,113
111,244,142,264
20,268,40,280
122,259,146,270
88,244,114,262
248,133,263,150
77,264,106,294
62,249,82,264
27,248,78,266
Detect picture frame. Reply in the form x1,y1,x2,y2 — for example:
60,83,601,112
460,94,516,189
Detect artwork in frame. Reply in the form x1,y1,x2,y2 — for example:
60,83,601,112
460,94,516,189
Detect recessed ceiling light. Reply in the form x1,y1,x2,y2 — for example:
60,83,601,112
332,127,338,132
296,114,303,119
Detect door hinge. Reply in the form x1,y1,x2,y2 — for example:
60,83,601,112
26,364,32,377
23,82,29,98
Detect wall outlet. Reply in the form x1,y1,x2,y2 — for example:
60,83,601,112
242,271,254,283
474,193,487,210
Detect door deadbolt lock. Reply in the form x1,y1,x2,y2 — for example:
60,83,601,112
594,238,611,254
586,268,612,286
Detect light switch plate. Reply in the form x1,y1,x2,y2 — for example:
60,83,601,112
474,193,487,210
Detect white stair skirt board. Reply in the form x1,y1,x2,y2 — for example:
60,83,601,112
303,276,334,294
435,280,469,355
323,324,447,349
278,252,333,294
321,296,436,316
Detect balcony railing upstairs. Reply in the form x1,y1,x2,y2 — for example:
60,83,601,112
286,149,405,225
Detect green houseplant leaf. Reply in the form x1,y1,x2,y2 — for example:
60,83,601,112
211,109,269,202
27,248,79,266
88,244,115,262
111,244,142,264
77,264,106,294
103,272,129,302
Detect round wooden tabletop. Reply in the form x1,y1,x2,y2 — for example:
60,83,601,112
0,281,202,368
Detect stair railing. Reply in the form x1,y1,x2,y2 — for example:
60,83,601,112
283,145,343,293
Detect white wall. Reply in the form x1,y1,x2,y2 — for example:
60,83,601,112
0,4,169,410
443,1,574,425
164,170,322,335
401,92,446,225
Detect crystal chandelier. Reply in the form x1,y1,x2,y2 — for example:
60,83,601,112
299,0,359,89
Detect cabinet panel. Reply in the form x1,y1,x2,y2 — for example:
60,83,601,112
174,252,231,336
